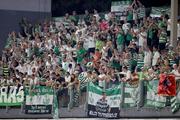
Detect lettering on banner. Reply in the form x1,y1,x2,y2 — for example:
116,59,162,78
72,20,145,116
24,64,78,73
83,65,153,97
0,86,24,104
89,110,118,118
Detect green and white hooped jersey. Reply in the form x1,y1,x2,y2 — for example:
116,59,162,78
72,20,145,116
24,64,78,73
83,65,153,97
136,53,144,69
78,72,88,90
159,32,167,43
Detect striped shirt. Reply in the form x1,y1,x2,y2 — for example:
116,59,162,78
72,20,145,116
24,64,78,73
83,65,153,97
78,72,89,90
3,64,9,77
137,53,144,69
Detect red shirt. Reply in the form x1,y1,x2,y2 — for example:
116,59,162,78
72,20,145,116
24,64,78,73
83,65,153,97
99,21,109,31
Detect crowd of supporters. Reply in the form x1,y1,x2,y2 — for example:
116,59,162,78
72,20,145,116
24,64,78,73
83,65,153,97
0,1,180,110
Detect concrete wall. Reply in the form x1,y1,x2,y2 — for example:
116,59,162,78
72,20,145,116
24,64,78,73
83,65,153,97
0,0,51,12
178,0,180,16
0,0,51,55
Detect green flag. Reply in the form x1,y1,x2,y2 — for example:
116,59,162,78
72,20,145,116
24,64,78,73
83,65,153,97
145,80,166,108
123,83,139,108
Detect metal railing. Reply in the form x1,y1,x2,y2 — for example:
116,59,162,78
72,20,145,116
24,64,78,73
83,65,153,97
0,79,179,118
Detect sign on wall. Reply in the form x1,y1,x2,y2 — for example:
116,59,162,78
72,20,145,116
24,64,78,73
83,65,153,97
25,86,54,114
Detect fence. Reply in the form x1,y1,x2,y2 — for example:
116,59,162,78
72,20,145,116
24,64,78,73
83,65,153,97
0,78,179,118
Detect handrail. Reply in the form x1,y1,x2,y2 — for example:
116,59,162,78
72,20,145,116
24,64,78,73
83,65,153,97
0,79,179,118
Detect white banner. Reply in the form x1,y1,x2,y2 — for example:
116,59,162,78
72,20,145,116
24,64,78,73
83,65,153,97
88,92,121,108
0,86,24,106
26,95,53,105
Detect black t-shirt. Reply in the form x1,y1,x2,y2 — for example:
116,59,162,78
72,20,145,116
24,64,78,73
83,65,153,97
107,48,113,58
56,77,65,84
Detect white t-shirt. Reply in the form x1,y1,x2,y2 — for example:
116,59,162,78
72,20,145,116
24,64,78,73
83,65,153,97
120,16,126,21
25,48,31,58
62,61,69,72
167,19,171,31
66,46,73,52
16,64,25,73
105,13,111,21
138,32,147,47
30,77,39,86
144,51,152,67
98,74,106,88
48,39,52,46
27,64,33,76
87,36,95,48
45,43,52,50
75,27,87,40
94,14,100,22
46,61,51,69
52,57,58,67
67,67,74,75
133,28,139,34
126,70,131,80
177,23,180,37
83,38,89,50
172,69,180,80
66,62,75,74
60,45,67,52
101,46,108,59
65,75,71,83
122,23,130,34
152,51,160,66
7,79,13,85
133,9,138,20
66,33,71,40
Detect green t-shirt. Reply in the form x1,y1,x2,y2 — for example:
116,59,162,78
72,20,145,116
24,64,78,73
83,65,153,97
117,33,125,45
40,77,46,83
126,33,132,41
58,56,62,65
96,40,104,51
127,11,133,21
5,37,12,48
111,60,121,70
138,72,147,81
77,48,86,63
158,21,166,29
128,59,137,72
70,15,79,25
34,47,40,56
84,15,90,23
54,46,60,55
148,28,157,39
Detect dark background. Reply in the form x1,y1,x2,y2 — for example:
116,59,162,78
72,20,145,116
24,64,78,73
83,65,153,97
52,0,111,16
51,0,172,17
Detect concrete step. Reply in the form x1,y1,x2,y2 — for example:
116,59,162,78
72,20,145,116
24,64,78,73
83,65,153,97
59,105,86,118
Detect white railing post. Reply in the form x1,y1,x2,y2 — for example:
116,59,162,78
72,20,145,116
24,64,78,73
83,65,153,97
120,82,125,109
